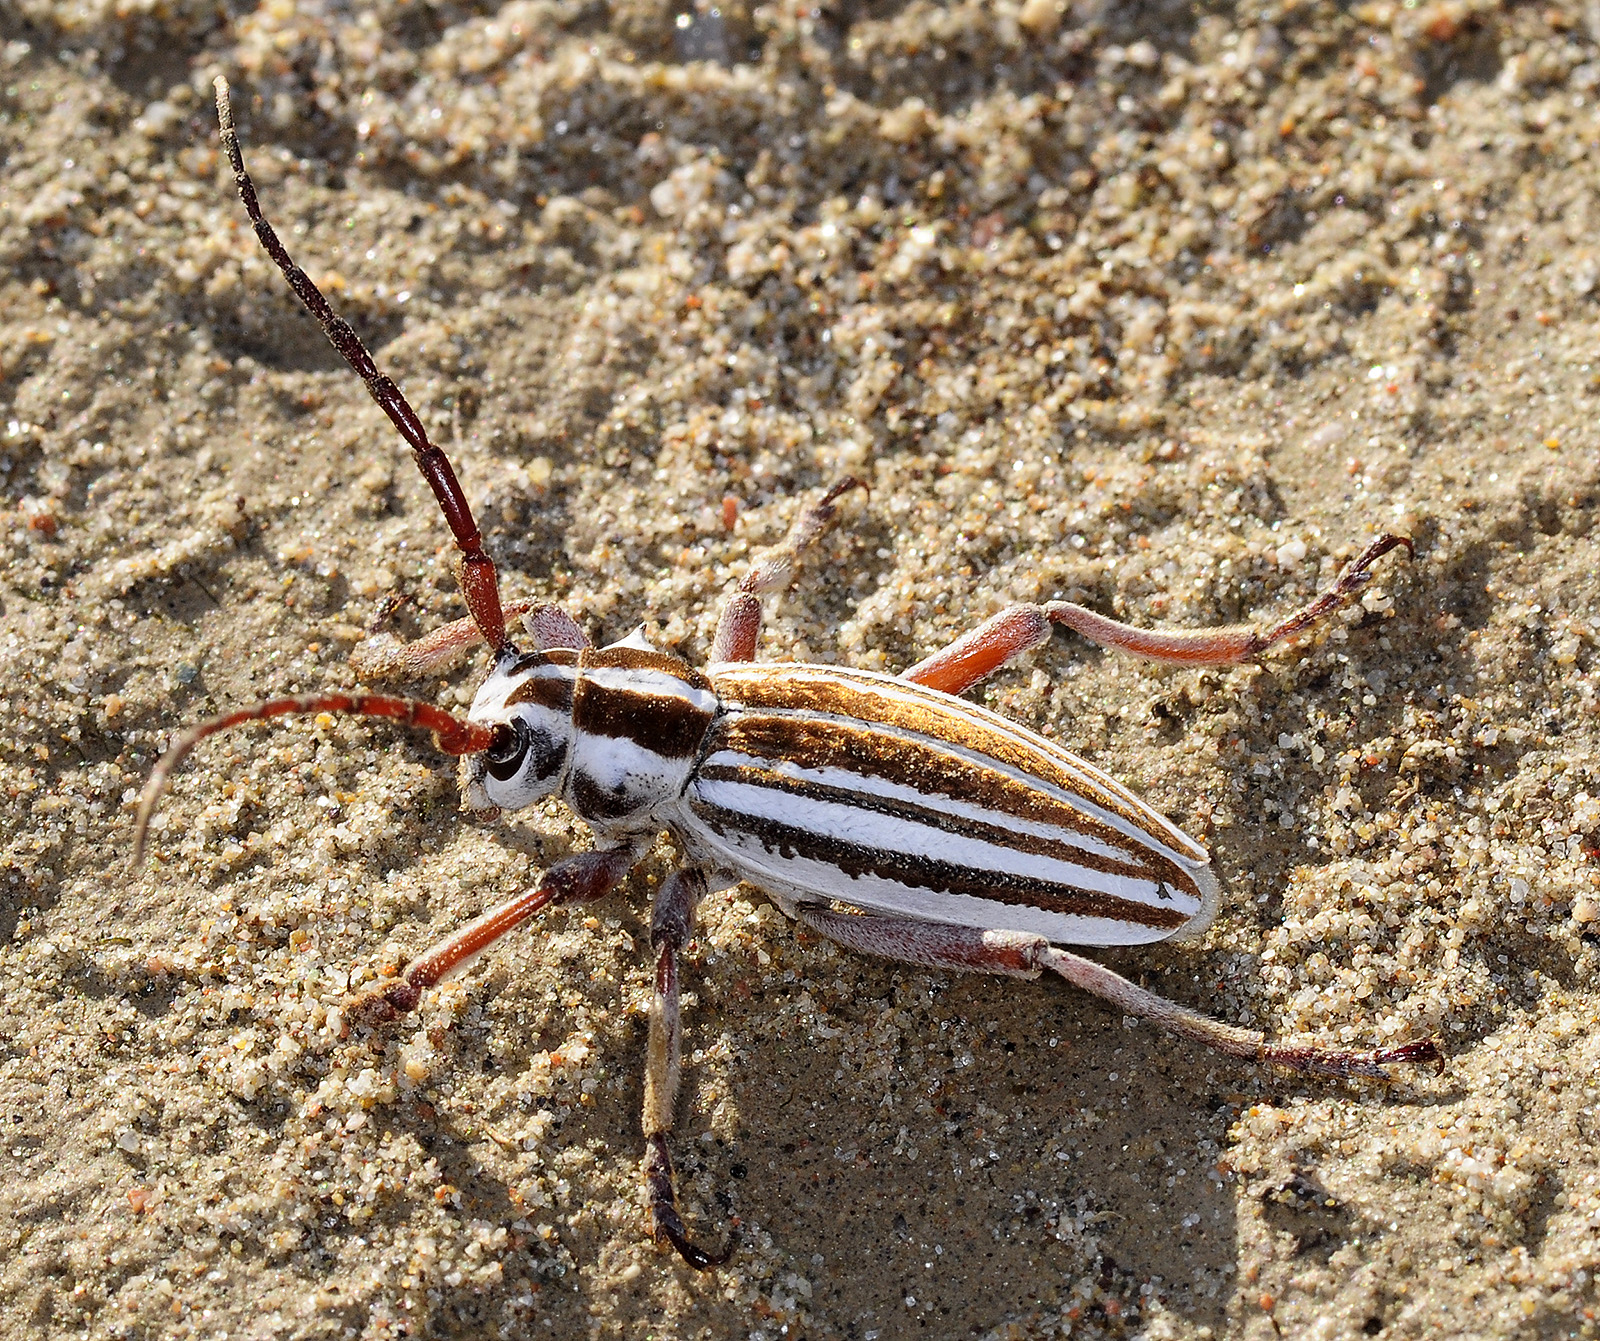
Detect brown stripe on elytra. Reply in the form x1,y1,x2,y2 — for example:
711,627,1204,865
582,645,712,692
505,669,575,713
695,760,1186,889
572,678,714,760
710,711,1158,868
688,799,1191,929
713,664,1198,860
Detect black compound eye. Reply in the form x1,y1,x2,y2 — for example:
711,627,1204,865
484,720,529,782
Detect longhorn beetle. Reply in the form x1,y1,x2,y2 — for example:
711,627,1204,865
136,78,1443,1270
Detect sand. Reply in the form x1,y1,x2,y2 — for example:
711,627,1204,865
2,0,1599,1335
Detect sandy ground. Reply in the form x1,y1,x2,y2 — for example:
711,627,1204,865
3,0,1600,1336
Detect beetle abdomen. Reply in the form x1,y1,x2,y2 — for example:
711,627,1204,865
681,664,1217,946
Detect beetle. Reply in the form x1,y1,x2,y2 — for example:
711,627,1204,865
136,78,1442,1269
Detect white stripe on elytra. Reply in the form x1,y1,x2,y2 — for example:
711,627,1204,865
718,699,1202,872
676,812,1188,947
713,663,1205,863
701,749,1148,870
859,671,1205,859
689,775,1201,916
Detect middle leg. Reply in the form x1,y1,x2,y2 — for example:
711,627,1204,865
640,867,731,1268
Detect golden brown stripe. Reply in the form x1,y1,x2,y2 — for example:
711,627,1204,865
711,712,1169,872
714,664,1204,863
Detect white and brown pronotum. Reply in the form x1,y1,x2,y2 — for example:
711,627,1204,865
136,77,1443,1269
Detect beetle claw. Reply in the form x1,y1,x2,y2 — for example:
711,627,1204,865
654,1214,735,1270
346,976,421,1025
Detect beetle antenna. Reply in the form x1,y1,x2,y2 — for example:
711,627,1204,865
213,76,510,654
134,693,506,865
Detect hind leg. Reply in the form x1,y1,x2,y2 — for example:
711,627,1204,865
796,908,1441,1080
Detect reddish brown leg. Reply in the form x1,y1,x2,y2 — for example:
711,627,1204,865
903,534,1413,695
214,78,508,653
709,478,865,663
797,908,1442,1080
348,844,640,1022
352,602,591,680
900,606,1057,696
642,868,732,1268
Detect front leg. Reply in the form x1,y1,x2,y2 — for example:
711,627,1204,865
351,601,592,680
797,907,1441,1080
902,533,1413,695
348,844,638,1021
641,867,732,1268
709,478,865,664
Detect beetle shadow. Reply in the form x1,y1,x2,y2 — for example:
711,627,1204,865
400,939,1460,1338
705,968,1253,1334
702,947,1463,1336
1173,522,1586,1057
338,963,1258,1336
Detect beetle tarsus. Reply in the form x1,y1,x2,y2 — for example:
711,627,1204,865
645,1134,733,1269
1259,1035,1444,1080
348,979,422,1024
653,1208,735,1271
1359,1037,1446,1077
1244,530,1416,658
346,976,422,1025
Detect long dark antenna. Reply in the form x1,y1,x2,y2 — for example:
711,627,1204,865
213,76,509,653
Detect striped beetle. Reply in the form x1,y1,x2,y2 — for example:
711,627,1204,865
136,78,1442,1270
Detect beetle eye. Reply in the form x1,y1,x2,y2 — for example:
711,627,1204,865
484,720,529,782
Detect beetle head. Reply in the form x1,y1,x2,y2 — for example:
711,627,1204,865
464,649,581,810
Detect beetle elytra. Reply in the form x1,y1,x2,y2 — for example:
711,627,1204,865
136,77,1442,1269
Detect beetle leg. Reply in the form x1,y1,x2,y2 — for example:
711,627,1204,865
1032,936,1442,1079
797,908,1442,1081
347,844,638,1022
642,868,733,1269
900,604,1057,694
902,533,1413,694
709,477,865,663
352,601,591,680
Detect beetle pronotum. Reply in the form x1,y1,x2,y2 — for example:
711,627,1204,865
136,77,1443,1269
